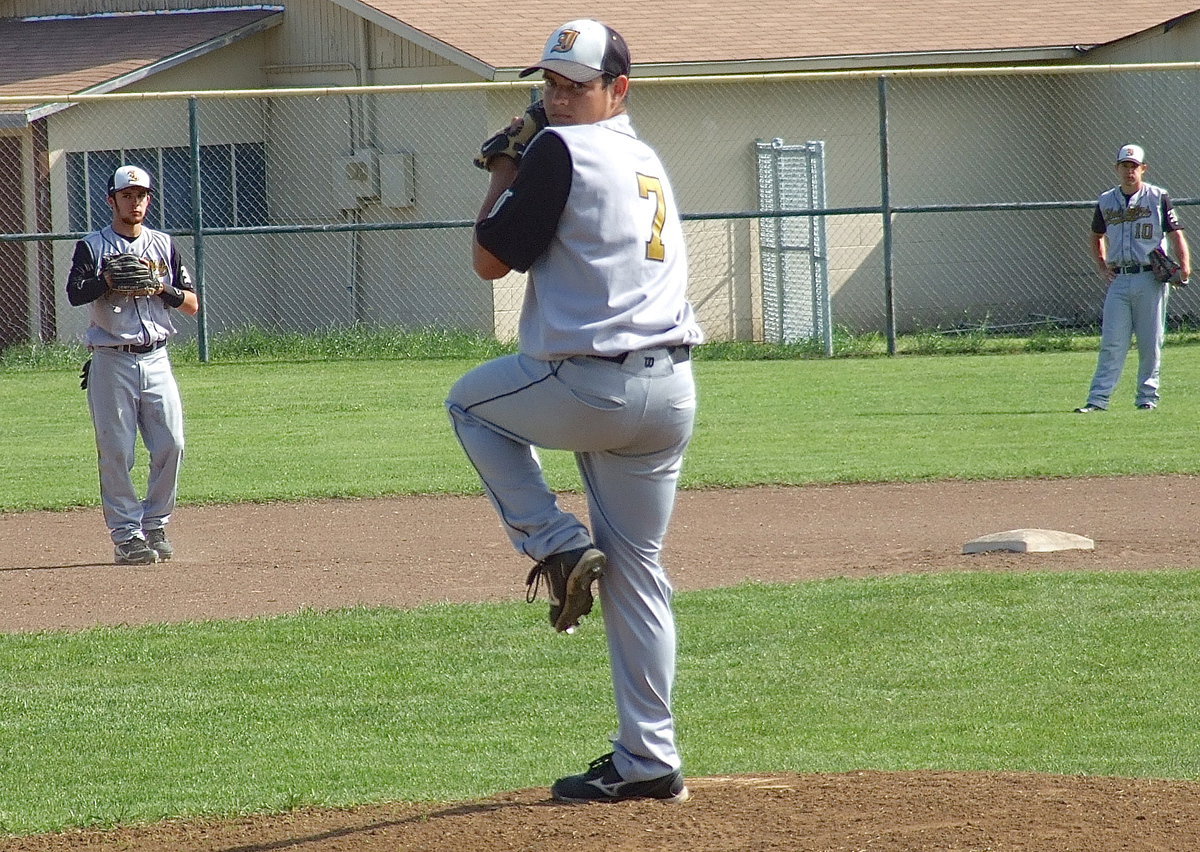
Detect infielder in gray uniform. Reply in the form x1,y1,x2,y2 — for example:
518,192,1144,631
66,166,199,564
447,19,703,803
1076,144,1190,412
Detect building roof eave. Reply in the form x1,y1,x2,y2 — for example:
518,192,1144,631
489,45,1091,82
0,9,284,127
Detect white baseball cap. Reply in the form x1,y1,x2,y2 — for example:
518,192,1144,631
519,19,632,83
108,165,152,194
1116,144,1145,165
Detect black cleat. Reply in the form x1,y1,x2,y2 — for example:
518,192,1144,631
144,528,174,561
114,537,158,565
525,546,605,632
551,752,690,804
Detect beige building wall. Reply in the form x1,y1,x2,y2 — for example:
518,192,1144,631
632,77,881,337
22,0,1200,344
637,33,1200,335
484,76,883,341
47,35,272,342
7,130,38,341
261,0,473,88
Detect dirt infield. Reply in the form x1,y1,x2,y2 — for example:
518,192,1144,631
3,475,1199,851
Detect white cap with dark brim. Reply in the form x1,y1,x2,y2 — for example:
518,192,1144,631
519,19,631,84
1116,144,1146,165
108,166,152,194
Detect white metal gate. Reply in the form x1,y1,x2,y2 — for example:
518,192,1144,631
755,138,831,353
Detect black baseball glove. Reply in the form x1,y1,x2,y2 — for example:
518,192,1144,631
105,252,162,297
1148,247,1186,286
474,101,549,170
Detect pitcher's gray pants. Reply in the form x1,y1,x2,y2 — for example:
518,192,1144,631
447,349,696,782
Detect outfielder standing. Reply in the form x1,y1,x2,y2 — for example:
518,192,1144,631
1075,144,1190,412
447,19,703,803
66,166,198,564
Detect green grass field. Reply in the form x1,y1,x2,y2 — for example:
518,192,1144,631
2,340,1199,835
5,344,1200,511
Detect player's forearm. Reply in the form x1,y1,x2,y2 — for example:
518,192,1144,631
1089,234,1116,283
1170,231,1191,278
66,242,106,305
472,160,518,280
476,158,518,223
66,266,106,305
178,288,200,316
156,282,199,316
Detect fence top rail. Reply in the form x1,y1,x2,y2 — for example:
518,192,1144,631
5,59,1200,104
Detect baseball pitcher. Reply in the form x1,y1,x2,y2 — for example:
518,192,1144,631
447,19,703,804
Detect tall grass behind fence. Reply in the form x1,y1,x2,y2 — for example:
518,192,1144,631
3,64,1200,359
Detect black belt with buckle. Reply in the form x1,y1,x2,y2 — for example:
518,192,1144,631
1111,264,1152,274
112,340,166,354
591,346,691,365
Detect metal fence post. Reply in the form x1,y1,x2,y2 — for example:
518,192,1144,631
188,96,209,363
877,75,896,356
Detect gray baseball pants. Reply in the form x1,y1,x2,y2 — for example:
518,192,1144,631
1086,270,1168,408
447,348,696,782
86,346,184,544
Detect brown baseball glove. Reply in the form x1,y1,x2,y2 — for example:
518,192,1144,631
1147,247,1186,287
474,101,549,170
105,252,162,297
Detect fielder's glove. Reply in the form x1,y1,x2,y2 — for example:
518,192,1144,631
474,101,549,170
1147,247,1186,286
105,252,162,297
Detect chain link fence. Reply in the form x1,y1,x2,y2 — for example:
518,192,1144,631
3,63,1200,358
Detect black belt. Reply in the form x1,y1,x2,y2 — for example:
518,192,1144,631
111,340,166,354
590,346,691,365
1110,264,1152,274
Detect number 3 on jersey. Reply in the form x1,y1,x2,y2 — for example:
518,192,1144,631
637,173,667,262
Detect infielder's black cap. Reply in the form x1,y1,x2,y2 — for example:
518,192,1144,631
519,19,631,83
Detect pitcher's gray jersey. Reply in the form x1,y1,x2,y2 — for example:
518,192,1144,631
518,114,700,358
478,113,702,359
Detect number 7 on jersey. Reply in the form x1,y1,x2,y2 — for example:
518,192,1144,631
637,173,667,262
